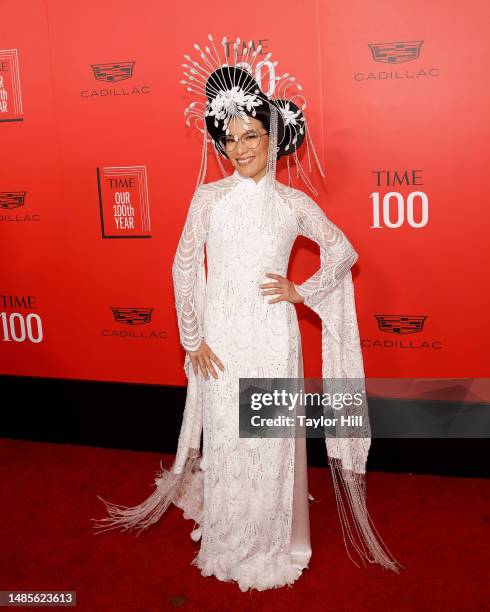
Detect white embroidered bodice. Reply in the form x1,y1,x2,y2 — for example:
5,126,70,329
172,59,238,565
172,169,358,354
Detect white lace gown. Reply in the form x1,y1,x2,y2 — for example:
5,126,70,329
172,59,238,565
172,169,358,592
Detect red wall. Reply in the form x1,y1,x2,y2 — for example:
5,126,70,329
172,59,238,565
1,0,489,386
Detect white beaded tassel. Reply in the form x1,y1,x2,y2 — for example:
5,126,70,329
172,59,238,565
259,102,279,231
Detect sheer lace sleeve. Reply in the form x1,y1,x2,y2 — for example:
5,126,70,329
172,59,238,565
172,186,210,352
292,193,358,308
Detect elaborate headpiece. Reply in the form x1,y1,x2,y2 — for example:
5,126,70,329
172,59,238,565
180,34,325,196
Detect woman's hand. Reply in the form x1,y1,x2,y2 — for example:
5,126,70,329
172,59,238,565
259,272,305,304
187,339,224,380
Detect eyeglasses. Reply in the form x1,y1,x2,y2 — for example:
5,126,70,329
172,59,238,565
218,129,268,153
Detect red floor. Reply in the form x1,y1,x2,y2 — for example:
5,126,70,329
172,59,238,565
0,438,488,611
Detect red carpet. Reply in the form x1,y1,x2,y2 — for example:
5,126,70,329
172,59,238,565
0,438,488,611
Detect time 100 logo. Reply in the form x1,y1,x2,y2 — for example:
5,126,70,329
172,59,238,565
371,169,429,228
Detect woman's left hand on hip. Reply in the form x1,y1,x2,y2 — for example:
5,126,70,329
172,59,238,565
259,272,304,304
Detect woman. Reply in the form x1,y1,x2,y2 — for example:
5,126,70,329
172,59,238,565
93,35,403,592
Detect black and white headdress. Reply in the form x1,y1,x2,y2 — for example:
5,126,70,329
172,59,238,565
180,34,326,196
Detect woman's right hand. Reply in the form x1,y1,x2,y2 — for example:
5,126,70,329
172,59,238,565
187,339,224,380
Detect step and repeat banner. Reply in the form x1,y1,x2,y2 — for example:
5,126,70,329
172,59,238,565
1,0,488,388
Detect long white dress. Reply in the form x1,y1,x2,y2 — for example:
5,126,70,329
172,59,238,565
171,168,358,592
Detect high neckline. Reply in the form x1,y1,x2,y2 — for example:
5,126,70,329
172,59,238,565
233,169,269,187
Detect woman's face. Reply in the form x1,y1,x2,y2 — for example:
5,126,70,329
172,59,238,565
226,116,270,182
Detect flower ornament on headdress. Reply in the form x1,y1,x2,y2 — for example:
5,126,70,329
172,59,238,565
180,34,325,193
208,85,264,131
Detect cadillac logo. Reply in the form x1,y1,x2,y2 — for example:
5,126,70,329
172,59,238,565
90,62,135,82
375,314,427,335
368,41,424,64
0,191,27,209
111,307,153,325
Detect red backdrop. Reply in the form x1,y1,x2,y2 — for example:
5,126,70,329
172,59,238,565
1,0,489,387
